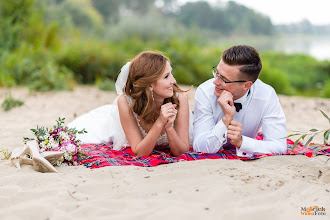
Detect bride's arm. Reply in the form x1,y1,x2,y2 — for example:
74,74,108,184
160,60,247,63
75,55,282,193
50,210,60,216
165,93,190,156
118,95,163,157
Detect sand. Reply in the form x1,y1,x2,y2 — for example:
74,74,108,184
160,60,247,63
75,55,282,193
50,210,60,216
0,86,329,220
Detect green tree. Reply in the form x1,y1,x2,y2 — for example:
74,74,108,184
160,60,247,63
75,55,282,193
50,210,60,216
91,0,121,23
123,0,156,15
178,1,214,28
177,1,273,35
226,1,273,35
59,0,104,32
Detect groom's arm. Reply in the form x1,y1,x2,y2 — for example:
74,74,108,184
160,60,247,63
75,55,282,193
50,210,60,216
193,87,227,153
236,90,287,157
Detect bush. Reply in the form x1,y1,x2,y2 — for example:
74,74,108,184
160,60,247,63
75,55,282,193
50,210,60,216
259,61,292,95
97,78,115,91
1,92,24,111
29,63,75,92
57,40,128,84
322,80,330,98
0,44,74,91
162,39,222,86
0,0,74,91
261,52,329,91
0,0,35,50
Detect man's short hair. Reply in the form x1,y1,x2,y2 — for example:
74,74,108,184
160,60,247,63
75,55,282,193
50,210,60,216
222,45,262,82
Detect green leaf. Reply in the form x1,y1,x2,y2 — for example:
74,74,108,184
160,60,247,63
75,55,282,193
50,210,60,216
324,130,330,141
320,109,330,123
313,146,330,153
286,133,301,138
291,137,301,153
303,136,314,148
23,137,34,142
78,128,88,134
309,129,318,132
301,134,307,140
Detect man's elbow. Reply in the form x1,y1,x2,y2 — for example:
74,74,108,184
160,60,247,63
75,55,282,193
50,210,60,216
279,143,288,154
193,138,204,152
193,139,219,154
272,140,287,154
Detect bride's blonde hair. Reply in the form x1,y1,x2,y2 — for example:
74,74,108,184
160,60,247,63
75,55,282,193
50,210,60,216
125,51,184,124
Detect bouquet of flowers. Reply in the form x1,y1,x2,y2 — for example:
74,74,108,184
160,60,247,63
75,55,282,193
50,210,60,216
24,117,87,166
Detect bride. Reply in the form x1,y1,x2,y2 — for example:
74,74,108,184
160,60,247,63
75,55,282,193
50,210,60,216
68,51,193,157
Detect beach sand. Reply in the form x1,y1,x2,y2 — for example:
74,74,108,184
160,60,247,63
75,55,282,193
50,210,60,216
0,86,329,220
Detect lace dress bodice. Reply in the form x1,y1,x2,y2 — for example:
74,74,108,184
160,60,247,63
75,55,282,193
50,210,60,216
125,95,169,147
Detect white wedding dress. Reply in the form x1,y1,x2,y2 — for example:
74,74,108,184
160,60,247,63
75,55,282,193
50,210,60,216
68,62,193,150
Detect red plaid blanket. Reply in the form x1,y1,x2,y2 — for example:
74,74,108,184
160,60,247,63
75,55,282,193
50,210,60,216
79,134,330,168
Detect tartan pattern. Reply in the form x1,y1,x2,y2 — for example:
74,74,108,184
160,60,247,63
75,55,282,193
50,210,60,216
79,133,330,168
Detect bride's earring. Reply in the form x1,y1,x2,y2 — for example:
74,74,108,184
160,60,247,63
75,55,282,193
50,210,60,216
150,89,154,101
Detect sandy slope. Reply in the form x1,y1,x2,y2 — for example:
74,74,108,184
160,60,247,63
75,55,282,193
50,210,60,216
0,86,329,220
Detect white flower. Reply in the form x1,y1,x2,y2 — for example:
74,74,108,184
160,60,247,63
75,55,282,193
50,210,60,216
63,152,72,161
40,141,47,149
39,133,50,141
58,131,70,141
56,160,64,167
49,136,54,142
52,142,59,150
47,136,59,150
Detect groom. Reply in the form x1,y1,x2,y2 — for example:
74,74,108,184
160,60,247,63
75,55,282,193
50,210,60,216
193,45,287,157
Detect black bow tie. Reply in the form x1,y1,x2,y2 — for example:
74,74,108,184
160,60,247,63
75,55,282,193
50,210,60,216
234,102,242,112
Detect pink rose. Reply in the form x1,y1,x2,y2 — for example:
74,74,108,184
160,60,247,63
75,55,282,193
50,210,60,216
65,143,76,153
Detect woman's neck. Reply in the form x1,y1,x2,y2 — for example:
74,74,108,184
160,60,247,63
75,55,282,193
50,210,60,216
153,98,164,111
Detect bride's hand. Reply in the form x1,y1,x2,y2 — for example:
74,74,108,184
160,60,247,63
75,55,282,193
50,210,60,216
158,103,177,127
165,113,177,129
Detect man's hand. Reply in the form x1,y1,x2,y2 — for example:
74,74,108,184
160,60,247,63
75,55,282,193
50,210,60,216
218,91,235,127
228,120,243,148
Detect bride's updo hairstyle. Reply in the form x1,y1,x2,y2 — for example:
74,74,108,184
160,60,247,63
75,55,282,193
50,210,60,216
125,51,183,124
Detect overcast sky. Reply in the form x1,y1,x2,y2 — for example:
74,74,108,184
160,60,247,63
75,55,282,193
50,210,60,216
179,0,330,25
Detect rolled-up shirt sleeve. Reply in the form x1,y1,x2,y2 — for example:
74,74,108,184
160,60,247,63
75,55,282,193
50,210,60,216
193,87,227,153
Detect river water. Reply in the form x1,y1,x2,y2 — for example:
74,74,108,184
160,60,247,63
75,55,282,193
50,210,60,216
219,35,330,61
258,35,330,61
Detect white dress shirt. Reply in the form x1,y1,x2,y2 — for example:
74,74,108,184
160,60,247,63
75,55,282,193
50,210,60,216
193,79,287,157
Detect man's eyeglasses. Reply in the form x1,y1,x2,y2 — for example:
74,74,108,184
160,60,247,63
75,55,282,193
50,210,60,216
212,66,247,84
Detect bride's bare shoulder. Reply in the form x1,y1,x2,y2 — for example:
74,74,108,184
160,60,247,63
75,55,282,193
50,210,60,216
117,94,129,108
177,92,188,103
